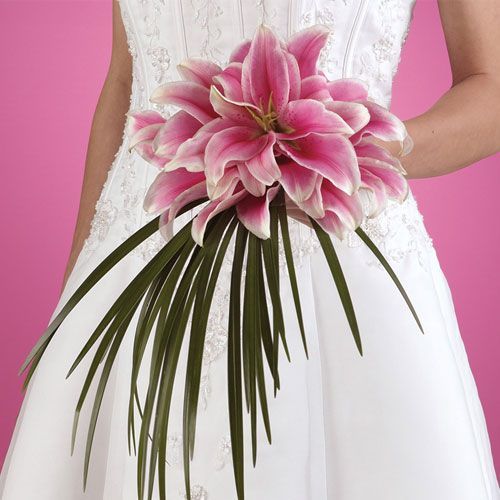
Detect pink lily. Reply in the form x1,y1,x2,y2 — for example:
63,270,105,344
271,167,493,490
127,24,411,245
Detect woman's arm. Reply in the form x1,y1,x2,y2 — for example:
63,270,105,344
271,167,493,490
392,0,500,179
61,0,132,290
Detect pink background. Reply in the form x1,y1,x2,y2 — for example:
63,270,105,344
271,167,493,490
0,0,498,479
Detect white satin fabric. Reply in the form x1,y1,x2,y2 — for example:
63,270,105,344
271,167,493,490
1,0,499,499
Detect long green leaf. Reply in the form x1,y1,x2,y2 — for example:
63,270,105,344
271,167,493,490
82,306,137,490
129,240,196,455
256,246,279,391
355,227,424,333
21,199,207,382
137,241,202,500
67,223,192,379
254,239,272,446
261,238,290,362
243,233,259,465
311,219,363,355
182,211,237,499
278,204,308,358
227,224,247,500
147,252,201,500
269,206,281,396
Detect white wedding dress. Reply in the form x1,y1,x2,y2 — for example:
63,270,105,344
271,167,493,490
1,0,499,499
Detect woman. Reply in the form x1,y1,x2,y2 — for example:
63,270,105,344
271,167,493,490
1,0,499,499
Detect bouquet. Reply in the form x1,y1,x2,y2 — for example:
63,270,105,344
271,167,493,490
21,24,422,500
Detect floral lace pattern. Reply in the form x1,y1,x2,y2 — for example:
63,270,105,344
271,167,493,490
78,0,429,495
347,193,434,269
350,0,417,106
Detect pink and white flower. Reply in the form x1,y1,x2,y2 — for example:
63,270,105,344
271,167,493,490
127,24,410,244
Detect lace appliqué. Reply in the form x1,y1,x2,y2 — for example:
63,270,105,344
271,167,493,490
351,0,416,106
166,434,183,466
182,485,208,500
299,0,349,77
144,2,172,83
190,0,225,64
215,435,232,470
346,192,434,269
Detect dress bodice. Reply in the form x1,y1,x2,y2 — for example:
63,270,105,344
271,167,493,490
118,0,416,110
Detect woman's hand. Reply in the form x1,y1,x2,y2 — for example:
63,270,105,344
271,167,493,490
61,0,132,293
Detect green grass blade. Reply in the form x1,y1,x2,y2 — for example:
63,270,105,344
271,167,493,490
136,242,202,500
21,198,207,381
261,238,290,362
182,212,237,498
227,223,247,500
269,206,281,397
355,227,424,333
82,306,137,490
67,223,192,379
254,240,272,445
278,205,308,358
129,242,195,455
20,215,161,377
128,262,176,454
256,247,279,391
243,233,259,465
147,262,200,500
311,219,362,355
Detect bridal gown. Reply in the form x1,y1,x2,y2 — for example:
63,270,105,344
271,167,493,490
1,0,499,499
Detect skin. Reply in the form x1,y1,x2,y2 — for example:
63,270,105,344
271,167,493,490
385,0,500,178
61,0,500,289
61,0,132,289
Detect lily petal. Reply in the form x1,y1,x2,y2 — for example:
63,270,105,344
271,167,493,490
287,25,331,78
355,139,406,173
133,142,169,169
207,166,241,199
360,172,388,218
277,99,353,140
143,169,206,213
237,162,267,197
165,118,228,172
359,158,408,202
150,81,216,123
209,86,257,126
350,101,407,144
279,132,360,194
163,180,208,224
242,25,290,113
297,177,325,219
325,101,370,134
229,39,252,63
236,185,280,239
192,189,247,246
177,58,222,87
152,110,202,157
315,211,350,240
205,125,268,185
126,110,165,137
245,131,281,185
321,181,363,230
213,62,244,101
300,75,331,100
279,159,318,203
284,51,301,101
327,78,369,101
129,123,163,150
